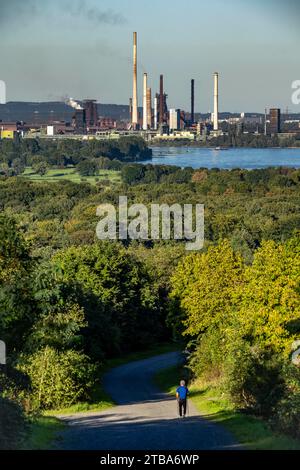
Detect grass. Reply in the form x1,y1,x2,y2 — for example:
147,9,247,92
43,383,114,417
22,416,65,450
21,167,121,185
154,365,300,451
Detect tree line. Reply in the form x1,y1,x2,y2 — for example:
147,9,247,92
0,137,152,177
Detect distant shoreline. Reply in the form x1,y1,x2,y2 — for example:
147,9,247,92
150,144,300,150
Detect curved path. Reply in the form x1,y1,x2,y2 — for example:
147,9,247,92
56,352,240,450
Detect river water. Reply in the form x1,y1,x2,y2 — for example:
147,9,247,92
144,147,300,169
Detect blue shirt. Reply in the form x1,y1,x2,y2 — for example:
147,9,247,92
176,386,189,400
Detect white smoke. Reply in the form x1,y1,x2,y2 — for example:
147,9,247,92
67,98,83,110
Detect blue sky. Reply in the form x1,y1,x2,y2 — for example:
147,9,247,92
0,0,299,112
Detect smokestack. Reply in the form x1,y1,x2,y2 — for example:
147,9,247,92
213,72,219,131
264,108,267,136
132,32,138,128
154,95,158,130
129,98,133,122
143,73,148,130
147,88,152,129
159,74,164,125
191,79,195,124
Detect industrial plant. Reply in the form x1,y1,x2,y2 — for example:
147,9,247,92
0,31,300,142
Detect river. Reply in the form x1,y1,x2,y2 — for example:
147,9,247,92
144,147,300,169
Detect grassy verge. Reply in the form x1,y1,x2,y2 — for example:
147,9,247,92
154,365,300,450
21,167,121,185
22,416,65,450
43,383,114,417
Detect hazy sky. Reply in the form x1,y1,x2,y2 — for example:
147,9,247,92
0,0,299,112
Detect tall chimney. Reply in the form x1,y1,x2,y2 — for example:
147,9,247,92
191,79,195,124
159,74,164,125
147,87,152,129
154,95,158,130
143,73,148,130
132,32,138,128
213,72,219,131
129,98,133,122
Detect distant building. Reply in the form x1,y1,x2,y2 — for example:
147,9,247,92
83,100,98,129
0,129,16,140
269,108,281,134
73,109,86,134
0,122,18,140
47,125,55,136
99,118,117,130
169,109,181,131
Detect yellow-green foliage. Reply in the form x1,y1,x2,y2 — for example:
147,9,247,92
170,235,300,433
171,240,244,336
237,239,300,354
17,347,97,411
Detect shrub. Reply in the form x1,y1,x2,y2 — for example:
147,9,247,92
223,343,285,417
272,365,300,439
17,347,97,411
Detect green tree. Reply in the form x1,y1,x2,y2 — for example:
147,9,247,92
0,215,35,351
77,159,98,177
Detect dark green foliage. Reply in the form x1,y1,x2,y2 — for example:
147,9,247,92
120,163,194,185
77,159,98,176
224,346,286,417
0,215,35,351
0,136,152,169
53,241,163,358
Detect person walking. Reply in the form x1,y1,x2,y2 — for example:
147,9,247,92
176,380,189,418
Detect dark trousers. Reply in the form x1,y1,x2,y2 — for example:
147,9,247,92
178,398,187,416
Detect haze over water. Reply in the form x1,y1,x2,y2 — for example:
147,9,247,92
145,147,300,170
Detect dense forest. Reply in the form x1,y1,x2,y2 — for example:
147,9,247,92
0,148,300,447
0,137,152,177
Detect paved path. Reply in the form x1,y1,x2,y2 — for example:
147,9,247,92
56,352,240,450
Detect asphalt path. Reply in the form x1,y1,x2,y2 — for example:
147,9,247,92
56,351,240,450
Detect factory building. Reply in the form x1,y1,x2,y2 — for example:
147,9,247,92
155,75,168,128
169,109,181,131
73,109,86,134
83,100,98,128
269,108,281,134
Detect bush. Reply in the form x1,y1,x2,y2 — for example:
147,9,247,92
17,347,97,411
223,343,285,417
0,368,30,408
272,365,300,439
